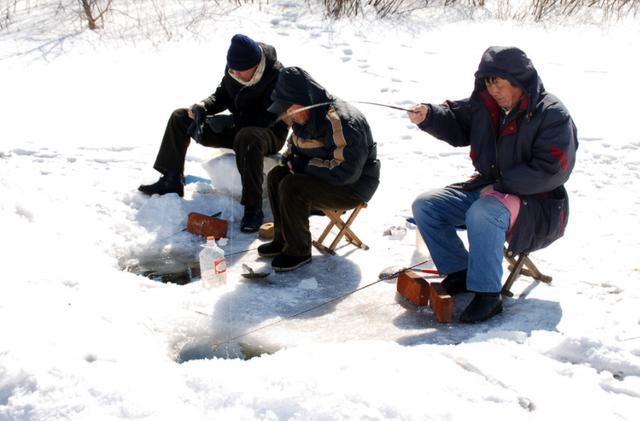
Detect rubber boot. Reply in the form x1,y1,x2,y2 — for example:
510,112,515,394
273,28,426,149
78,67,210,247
138,171,184,197
441,269,468,295
459,292,503,323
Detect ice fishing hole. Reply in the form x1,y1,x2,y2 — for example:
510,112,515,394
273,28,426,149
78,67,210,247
176,339,276,362
123,258,200,285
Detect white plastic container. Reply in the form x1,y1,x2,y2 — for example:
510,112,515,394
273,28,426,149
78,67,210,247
415,228,429,257
199,236,227,287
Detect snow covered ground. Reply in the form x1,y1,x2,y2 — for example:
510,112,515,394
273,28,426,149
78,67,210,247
1,1,640,420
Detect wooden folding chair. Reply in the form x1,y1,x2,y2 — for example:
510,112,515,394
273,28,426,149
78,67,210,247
501,248,553,296
312,203,369,255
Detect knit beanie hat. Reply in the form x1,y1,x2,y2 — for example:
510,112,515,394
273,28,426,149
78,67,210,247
226,34,262,71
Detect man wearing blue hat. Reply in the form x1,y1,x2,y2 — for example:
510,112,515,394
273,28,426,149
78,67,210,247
139,34,288,233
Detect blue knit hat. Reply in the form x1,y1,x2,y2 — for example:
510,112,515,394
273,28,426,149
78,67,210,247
226,34,261,71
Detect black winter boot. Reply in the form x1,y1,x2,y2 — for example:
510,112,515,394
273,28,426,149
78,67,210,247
459,292,503,323
257,241,284,257
240,207,264,233
441,269,468,295
272,254,311,272
138,172,184,197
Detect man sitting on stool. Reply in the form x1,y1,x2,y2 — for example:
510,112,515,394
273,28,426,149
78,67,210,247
258,67,381,272
138,34,288,233
409,46,578,323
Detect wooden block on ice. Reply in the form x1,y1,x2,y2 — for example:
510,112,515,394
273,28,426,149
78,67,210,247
186,212,228,239
429,282,453,323
397,271,430,307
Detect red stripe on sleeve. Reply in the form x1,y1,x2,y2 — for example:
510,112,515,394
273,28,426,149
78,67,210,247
550,146,568,172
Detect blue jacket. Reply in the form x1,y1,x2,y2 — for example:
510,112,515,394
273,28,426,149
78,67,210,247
271,67,380,202
419,46,578,254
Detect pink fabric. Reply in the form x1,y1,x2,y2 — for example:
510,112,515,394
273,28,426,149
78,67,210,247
482,190,521,233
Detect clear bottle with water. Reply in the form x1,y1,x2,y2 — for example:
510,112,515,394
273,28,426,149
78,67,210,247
199,236,226,287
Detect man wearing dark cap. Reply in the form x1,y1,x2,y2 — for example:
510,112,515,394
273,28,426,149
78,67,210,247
409,46,578,323
138,34,288,233
257,67,380,272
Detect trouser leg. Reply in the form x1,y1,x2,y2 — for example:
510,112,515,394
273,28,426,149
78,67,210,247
276,173,362,256
233,127,287,209
465,196,510,292
267,165,292,245
153,109,235,176
411,187,479,274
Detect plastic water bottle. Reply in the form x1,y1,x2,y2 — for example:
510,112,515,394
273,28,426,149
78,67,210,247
199,236,226,287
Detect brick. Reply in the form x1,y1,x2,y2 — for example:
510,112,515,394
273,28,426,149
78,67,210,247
397,271,430,307
429,282,454,323
186,212,228,239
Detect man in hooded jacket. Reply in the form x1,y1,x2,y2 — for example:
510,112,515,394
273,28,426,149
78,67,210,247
138,34,288,233
257,67,380,272
409,46,578,323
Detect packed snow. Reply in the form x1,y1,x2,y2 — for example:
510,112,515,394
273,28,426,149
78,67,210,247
1,1,639,420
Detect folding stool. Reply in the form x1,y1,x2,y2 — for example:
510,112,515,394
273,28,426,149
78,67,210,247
501,248,552,296
312,203,369,255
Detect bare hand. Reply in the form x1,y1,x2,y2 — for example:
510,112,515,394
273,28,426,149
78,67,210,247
480,185,494,196
188,102,205,120
408,104,428,125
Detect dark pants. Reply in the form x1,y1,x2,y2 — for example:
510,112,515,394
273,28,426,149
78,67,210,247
153,108,287,209
267,165,363,256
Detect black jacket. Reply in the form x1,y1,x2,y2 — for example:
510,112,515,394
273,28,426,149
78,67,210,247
271,67,380,202
202,42,287,135
419,46,578,254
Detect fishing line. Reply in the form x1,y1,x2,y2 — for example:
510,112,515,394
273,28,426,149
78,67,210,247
208,258,433,349
210,276,387,350
224,182,236,357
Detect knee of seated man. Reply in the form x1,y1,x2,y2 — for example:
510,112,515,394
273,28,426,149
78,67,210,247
171,108,189,120
233,127,262,148
411,195,439,222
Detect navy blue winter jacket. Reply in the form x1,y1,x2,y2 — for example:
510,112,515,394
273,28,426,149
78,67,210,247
419,46,578,254
271,67,380,202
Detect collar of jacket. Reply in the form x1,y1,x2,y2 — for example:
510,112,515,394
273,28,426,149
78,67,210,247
479,89,530,138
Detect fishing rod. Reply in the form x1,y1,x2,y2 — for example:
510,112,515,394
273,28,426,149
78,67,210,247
268,100,418,128
354,101,416,112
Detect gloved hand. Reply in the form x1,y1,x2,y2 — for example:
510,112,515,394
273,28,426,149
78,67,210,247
187,104,207,143
290,154,310,174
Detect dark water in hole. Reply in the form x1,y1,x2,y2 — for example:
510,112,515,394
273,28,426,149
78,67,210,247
124,257,200,285
177,340,276,362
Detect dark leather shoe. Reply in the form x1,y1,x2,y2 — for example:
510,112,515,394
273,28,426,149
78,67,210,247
272,254,311,272
441,269,468,295
240,208,264,233
257,241,284,257
459,292,503,323
138,172,184,197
